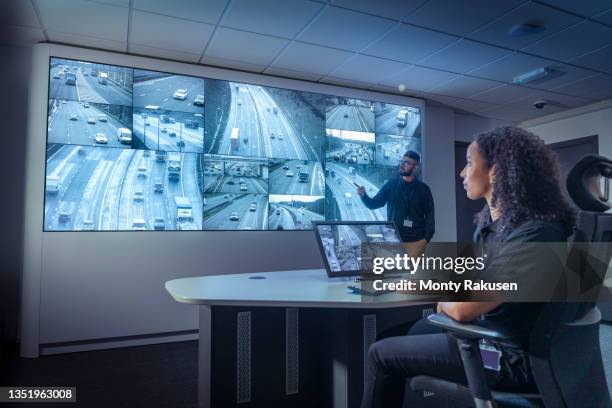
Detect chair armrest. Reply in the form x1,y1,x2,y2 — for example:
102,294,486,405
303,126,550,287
427,313,516,342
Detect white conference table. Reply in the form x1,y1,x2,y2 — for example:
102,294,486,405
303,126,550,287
166,268,433,408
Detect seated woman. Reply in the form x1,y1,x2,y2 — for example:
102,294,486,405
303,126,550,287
361,126,575,408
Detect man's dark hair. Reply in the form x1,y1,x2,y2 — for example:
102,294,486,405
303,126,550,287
404,150,420,163
474,126,575,236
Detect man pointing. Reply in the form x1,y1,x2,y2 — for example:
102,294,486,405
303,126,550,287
356,150,435,255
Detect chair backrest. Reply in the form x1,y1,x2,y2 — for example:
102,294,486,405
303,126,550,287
528,155,612,408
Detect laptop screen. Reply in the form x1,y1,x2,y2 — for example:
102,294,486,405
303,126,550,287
313,221,402,277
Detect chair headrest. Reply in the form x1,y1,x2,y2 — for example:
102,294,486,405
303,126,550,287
566,154,612,212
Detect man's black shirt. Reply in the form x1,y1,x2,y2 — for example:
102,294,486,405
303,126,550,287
360,177,435,242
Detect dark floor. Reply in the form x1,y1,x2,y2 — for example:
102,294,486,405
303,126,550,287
2,325,612,408
1,340,198,408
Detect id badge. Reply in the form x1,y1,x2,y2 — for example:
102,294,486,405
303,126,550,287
479,341,502,371
403,219,413,228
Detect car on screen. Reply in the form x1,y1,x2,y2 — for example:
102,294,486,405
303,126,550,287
173,89,188,100
83,104,89,108
87,117,96,124
133,191,144,202
250,204,256,212
132,218,146,230
344,113,349,118
58,212,71,223
137,166,147,178
286,171,294,177
169,132,176,138
161,127,168,133
227,179,235,185
117,128,132,144
154,182,164,193
229,213,239,221
94,133,108,144
177,140,185,148
282,164,289,170
275,208,281,215
193,95,204,106
240,184,247,192
70,115,78,121
82,220,94,230
153,217,165,230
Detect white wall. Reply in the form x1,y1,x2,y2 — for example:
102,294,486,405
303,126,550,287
521,101,612,158
424,106,456,241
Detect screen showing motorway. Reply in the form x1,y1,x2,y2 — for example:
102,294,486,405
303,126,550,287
44,57,421,232
315,222,401,274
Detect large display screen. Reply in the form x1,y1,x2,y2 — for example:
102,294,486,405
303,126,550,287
44,57,421,231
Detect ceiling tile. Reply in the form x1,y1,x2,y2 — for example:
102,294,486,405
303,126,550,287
320,75,373,89
363,23,458,64
0,1,40,27
449,98,503,114
222,0,322,38
380,65,460,91
47,29,126,52
468,52,553,82
468,2,581,50
204,27,288,68
35,0,129,42
468,84,541,104
0,24,45,46
329,54,406,84
570,45,612,74
131,10,214,54
513,90,592,108
428,76,501,98
522,21,612,62
482,104,560,122
133,0,228,24
298,6,395,52
420,92,461,106
202,55,267,73
264,66,323,81
331,0,427,21
419,39,512,74
593,9,612,25
129,43,202,63
404,0,524,36
552,74,612,99
269,42,353,76
537,0,612,17
522,63,600,90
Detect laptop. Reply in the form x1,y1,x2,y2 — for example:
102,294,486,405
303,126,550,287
313,221,404,278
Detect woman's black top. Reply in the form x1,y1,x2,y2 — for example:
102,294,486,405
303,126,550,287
474,218,569,351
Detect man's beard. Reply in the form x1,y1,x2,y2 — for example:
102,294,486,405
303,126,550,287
400,169,413,177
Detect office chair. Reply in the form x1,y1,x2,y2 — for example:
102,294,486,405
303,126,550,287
409,154,612,408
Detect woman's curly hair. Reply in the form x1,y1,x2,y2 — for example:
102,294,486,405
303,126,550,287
474,126,575,236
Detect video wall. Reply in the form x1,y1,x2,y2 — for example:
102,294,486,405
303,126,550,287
44,57,422,231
